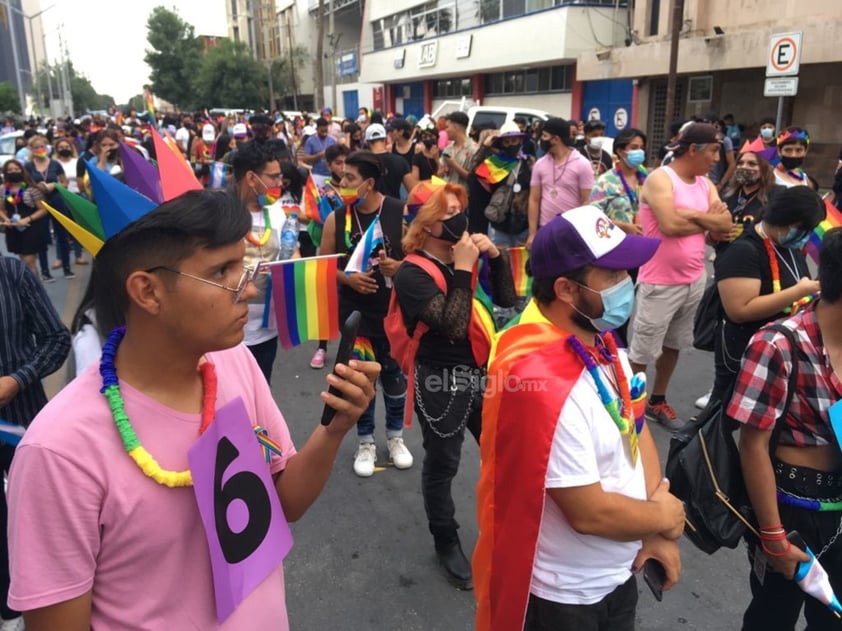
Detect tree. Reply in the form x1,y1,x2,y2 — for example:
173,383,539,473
33,63,111,115
144,6,202,109
194,40,266,109
269,45,308,110
0,83,21,114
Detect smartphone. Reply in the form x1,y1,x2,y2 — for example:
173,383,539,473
642,558,666,602
319,311,362,426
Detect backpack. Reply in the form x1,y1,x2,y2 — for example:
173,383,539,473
692,277,722,352
666,323,799,554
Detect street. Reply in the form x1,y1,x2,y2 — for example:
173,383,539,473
34,253,755,631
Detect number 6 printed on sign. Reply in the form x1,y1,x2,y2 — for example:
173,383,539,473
188,397,293,624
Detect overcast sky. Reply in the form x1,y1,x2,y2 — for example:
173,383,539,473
40,1,229,103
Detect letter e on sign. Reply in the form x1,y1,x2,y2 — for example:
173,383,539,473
767,32,802,77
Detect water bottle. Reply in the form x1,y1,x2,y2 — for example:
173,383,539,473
280,211,299,260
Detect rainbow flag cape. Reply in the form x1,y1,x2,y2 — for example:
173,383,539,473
352,336,376,361
508,246,532,298
271,256,340,349
805,198,841,265
475,154,518,185
302,174,333,224
344,216,384,275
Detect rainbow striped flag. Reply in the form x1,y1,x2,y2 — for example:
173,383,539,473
475,154,518,185
302,174,332,224
143,87,155,119
508,247,533,298
805,199,842,265
271,256,340,349
352,336,376,361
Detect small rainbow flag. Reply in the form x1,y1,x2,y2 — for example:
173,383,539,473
805,199,842,265
271,256,340,349
475,154,518,185
508,247,533,298
352,336,376,361
143,87,155,119
302,174,333,224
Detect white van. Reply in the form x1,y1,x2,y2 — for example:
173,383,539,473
466,106,549,133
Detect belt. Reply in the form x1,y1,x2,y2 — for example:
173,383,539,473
774,460,842,491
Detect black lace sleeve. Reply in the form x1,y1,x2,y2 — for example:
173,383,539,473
418,271,474,343
489,255,516,309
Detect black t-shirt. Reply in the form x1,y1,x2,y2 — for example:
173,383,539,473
393,253,475,367
412,152,438,182
578,146,613,176
714,226,809,352
392,141,415,168
716,185,785,254
376,152,410,199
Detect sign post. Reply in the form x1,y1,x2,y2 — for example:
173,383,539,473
766,32,802,132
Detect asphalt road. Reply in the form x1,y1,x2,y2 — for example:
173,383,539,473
31,249,759,631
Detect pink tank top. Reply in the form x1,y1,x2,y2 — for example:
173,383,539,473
638,166,709,285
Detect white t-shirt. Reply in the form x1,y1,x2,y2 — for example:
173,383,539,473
530,351,647,605
243,202,288,347
58,158,79,193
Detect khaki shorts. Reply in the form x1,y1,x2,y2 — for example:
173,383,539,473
628,275,706,365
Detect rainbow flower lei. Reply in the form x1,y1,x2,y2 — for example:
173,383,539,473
762,236,816,315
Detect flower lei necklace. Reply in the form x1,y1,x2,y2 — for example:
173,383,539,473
762,235,815,315
246,207,272,247
567,332,639,464
615,166,647,212
4,183,25,207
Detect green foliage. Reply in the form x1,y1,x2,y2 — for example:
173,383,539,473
144,6,202,108
194,40,265,109
268,45,308,108
126,94,146,112
0,83,21,114
31,63,111,115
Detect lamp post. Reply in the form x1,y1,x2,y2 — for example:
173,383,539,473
1,0,27,114
2,1,55,115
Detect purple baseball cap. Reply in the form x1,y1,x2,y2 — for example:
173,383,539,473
530,206,660,279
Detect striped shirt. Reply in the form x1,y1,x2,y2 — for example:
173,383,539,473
0,256,71,427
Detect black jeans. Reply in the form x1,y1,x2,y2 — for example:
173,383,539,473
742,461,842,631
414,362,482,551
524,576,638,631
0,443,19,620
248,337,279,384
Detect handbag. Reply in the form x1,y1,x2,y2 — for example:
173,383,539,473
484,161,522,224
666,323,799,554
692,277,721,352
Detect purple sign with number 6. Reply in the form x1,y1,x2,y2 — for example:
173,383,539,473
188,397,293,623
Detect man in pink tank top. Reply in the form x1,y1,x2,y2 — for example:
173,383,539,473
628,123,735,428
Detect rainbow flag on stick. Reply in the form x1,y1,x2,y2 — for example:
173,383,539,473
267,255,341,349
301,174,333,224
352,336,376,361
508,246,533,298
805,199,842,265
143,87,155,119
475,154,518,185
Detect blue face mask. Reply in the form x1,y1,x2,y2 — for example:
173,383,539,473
779,228,810,250
624,149,646,168
574,276,635,332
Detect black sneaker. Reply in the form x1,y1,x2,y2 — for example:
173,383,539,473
41,273,56,283
64,271,76,279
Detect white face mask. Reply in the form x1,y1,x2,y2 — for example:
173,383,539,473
588,137,604,151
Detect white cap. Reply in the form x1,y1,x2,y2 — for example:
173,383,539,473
232,123,248,138
202,124,216,142
364,124,387,142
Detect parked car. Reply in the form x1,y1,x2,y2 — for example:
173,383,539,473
0,131,23,170
466,106,550,133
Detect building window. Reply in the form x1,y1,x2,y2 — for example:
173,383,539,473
485,65,572,95
433,77,473,98
371,2,456,51
688,76,713,103
648,0,660,36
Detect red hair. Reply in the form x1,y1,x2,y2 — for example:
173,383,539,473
402,183,468,253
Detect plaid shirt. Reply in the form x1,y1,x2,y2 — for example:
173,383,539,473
727,302,841,447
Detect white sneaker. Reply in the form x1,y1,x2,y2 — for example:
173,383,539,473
0,617,24,631
353,442,377,477
695,390,712,409
387,436,413,470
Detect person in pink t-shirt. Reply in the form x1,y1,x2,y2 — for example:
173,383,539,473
627,123,734,429
527,117,594,249
7,190,379,630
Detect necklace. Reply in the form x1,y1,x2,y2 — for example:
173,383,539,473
344,195,384,249
246,207,272,246
4,183,25,207
567,332,638,464
615,166,646,211
761,235,814,314
101,326,217,488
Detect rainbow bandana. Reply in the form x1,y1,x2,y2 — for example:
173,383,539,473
475,154,518,185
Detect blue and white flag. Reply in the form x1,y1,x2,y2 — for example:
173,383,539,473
344,216,384,275
209,161,229,189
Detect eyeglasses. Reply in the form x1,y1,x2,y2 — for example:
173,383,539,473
146,264,257,303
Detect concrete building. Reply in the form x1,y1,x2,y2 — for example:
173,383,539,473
576,0,842,185
358,0,626,124
0,0,34,109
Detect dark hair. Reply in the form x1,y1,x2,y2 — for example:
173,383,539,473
759,117,776,127
280,162,304,203
614,128,647,151
231,140,275,182
315,117,329,128
93,190,251,334
214,133,232,161
370,111,384,125
325,143,350,164
2,159,35,186
346,150,382,188
820,228,842,303
529,265,590,306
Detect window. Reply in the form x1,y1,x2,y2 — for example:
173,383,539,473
371,2,456,50
648,0,660,36
485,65,572,95
433,77,473,98
688,76,713,103
502,0,525,18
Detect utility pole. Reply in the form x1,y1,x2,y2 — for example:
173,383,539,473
2,0,28,115
664,0,685,140
285,17,299,110
60,27,73,116
329,0,336,114
314,0,325,111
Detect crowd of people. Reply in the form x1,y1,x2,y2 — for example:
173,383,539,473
0,99,840,631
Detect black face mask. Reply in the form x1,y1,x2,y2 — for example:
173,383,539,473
780,155,805,170
438,213,468,243
57,149,73,158
4,172,23,183
539,139,553,153
502,144,521,158
422,138,436,149
107,149,119,161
